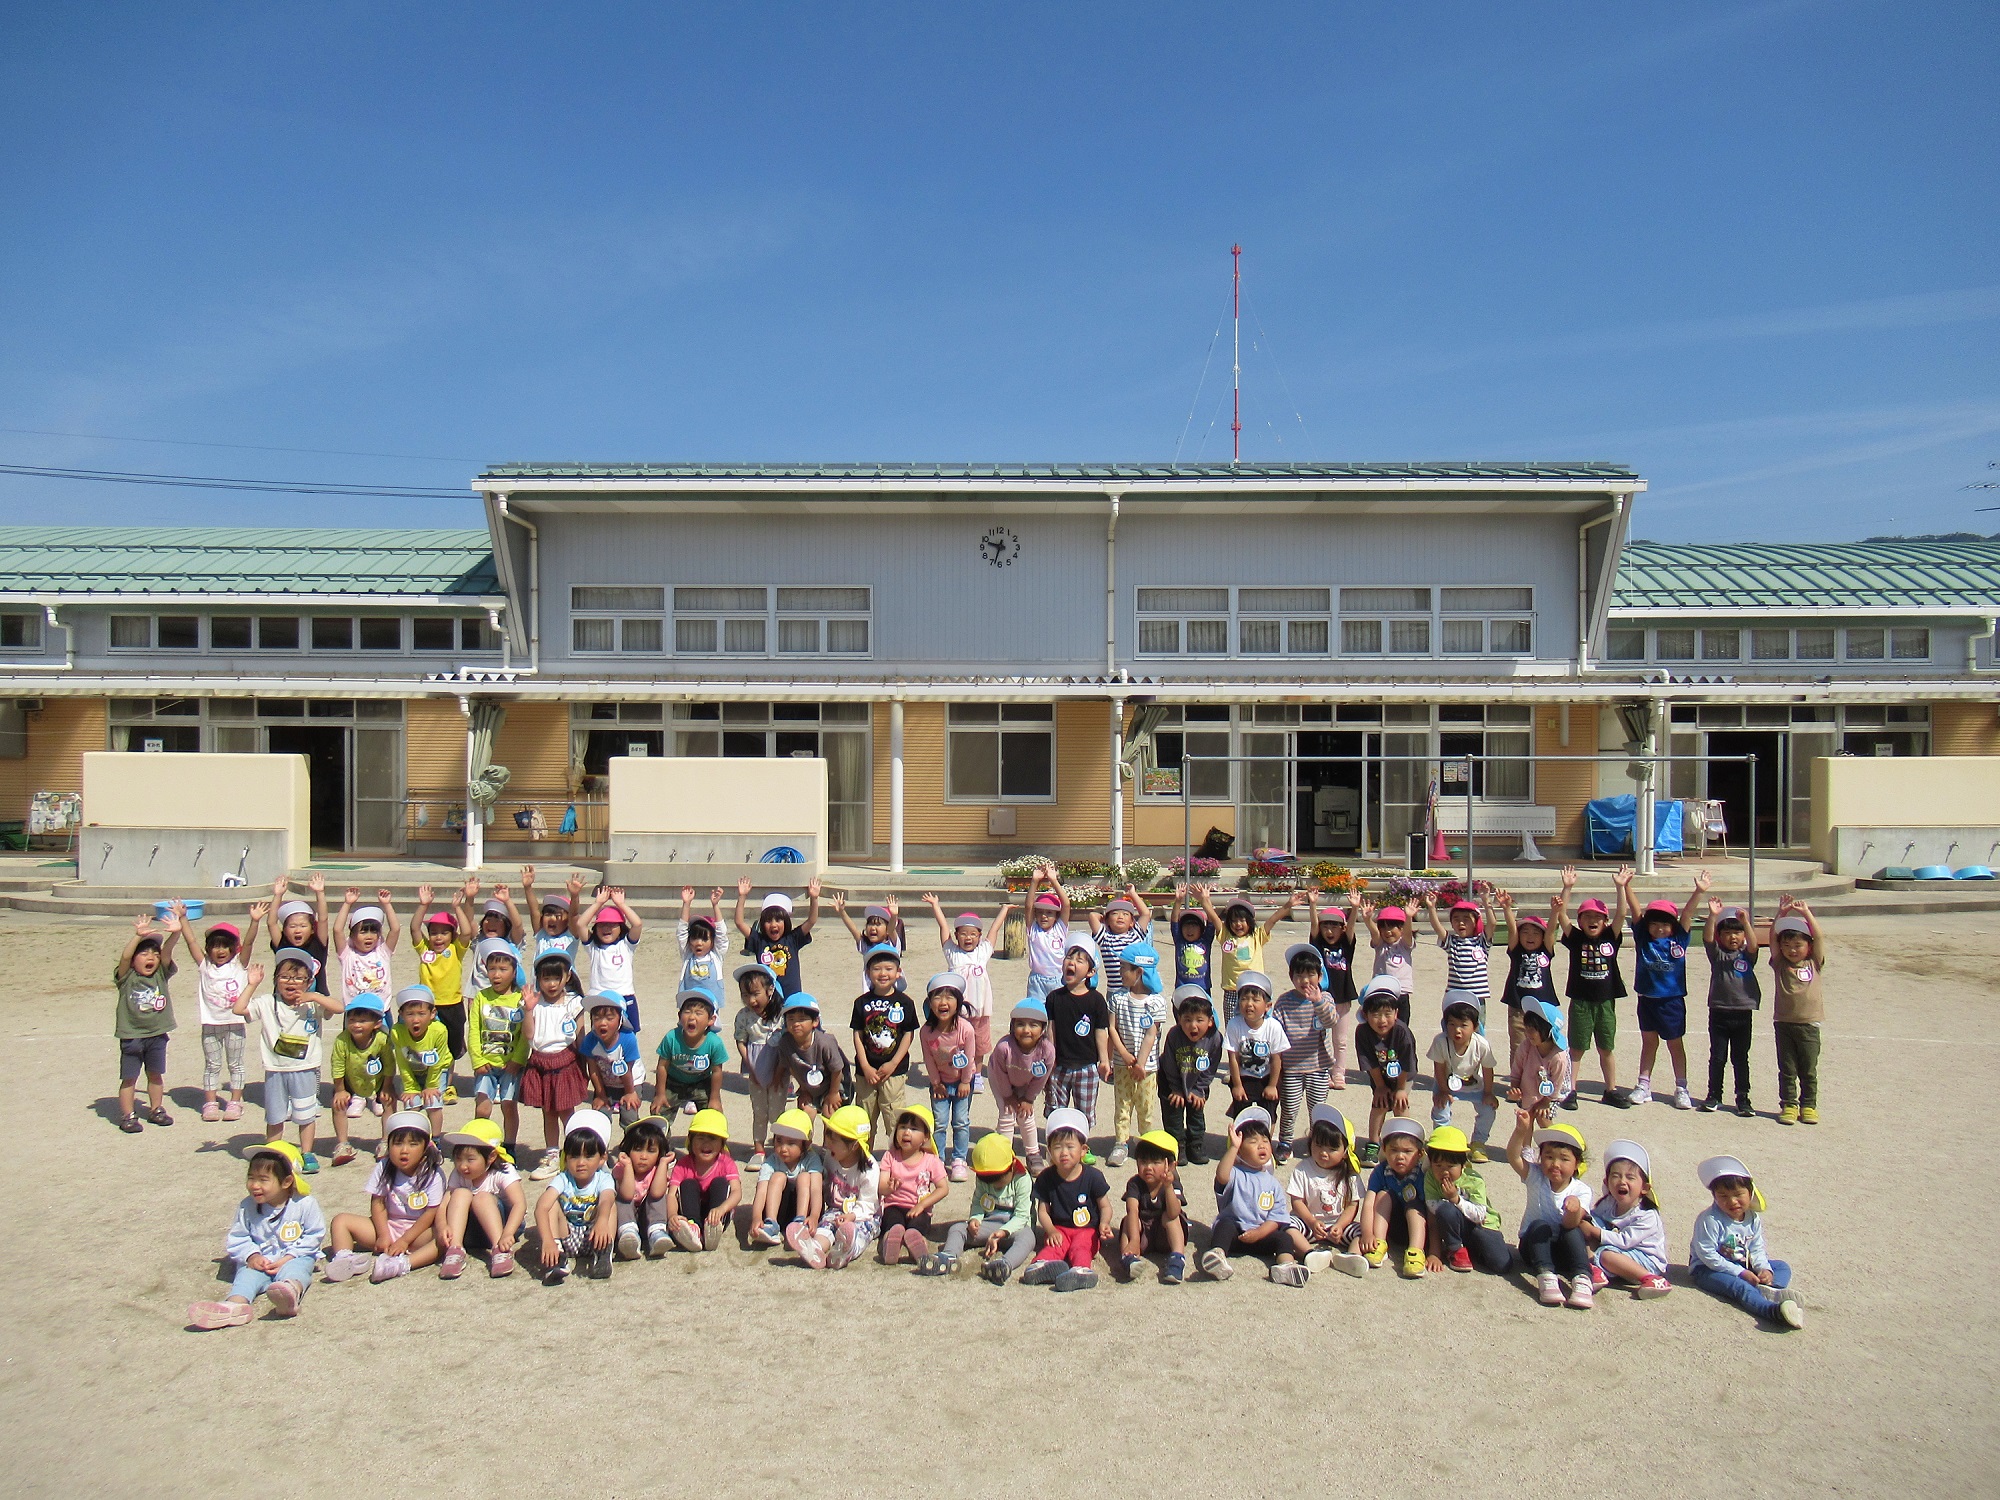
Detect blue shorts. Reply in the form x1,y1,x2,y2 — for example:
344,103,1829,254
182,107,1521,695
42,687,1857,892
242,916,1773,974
1598,1243,1668,1277
118,1034,169,1082
263,1068,321,1125
474,1069,520,1102
1636,994,1687,1041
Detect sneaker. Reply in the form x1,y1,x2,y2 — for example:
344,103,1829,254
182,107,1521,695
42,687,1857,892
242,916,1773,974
1026,1154,1048,1175
1362,1243,1387,1269
1200,1247,1233,1281
369,1254,410,1283
1565,1275,1595,1310
1303,1249,1332,1273
1605,1088,1633,1109
118,1112,144,1134
1357,1141,1381,1166
1536,1271,1564,1306
830,1222,865,1269
439,1248,468,1280
971,1073,986,1094
1469,1143,1490,1164
797,1229,830,1270
671,1222,702,1253
932,1254,959,1275
1021,1258,1066,1286
532,1148,563,1180
489,1251,515,1277
588,1249,613,1279
616,1226,643,1261
1052,1267,1098,1292
1778,1105,1799,1125
1120,1253,1145,1283
442,1085,459,1105
368,1098,384,1115
1186,1147,1209,1167
300,1153,319,1174
680,1099,699,1117
915,1254,945,1276
880,1225,909,1266
1272,1142,1292,1165
1673,1086,1694,1111
1161,1253,1186,1285
747,1151,767,1173
544,1260,570,1286
646,1226,672,1258
948,1159,969,1182
749,1220,780,1248
902,1227,930,1261
188,1299,254,1329
701,1221,724,1252
222,1099,243,1121
1106,1142,1129,1167
1589,1263,1608,1289
1736,1099,1756,1119
325,1250,372,1283
1776,1289,1805,1328
1634,1273,1672,1298
1696,1095,1720,1113
202,1101,222,1123
345,1096,365,1118
1269,1261,1309,1288
1400,1246,1425,1279
1448,1247,1472,1273
265,1279,301,1317
1799,1107,1819,1125
1558,1091,1579,1112
1628,1083,1653,1107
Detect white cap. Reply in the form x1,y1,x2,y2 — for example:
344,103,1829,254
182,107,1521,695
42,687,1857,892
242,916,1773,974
384,1110,432,1138
1044,1107,1090,1143
1603,1138,1650,1177
759,893,794,916
1232,1105,1274,1135
275,900,312,922
1064,935,1100,972
350,905,385,927
1380,1117,1425,1144
1697,1154,1752,1188
565,1108,612,1150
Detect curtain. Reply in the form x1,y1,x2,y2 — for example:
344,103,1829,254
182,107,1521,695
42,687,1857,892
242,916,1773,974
467,699,510,824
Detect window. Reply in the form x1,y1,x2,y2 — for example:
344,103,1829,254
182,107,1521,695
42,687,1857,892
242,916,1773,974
212,616,252,649
359,617,402,651
0,612,41,649
777,586,870,655
664,585,870,658
109,615,151,649
1701,628,1740,661
1136,588,1230,657
1238,588,1330,656
946,703,1054,800
1137,587,1333,657
413,617,454,652
256,617,299,650
311,617,354,651
108,615,200,650
1440,587,1534,656
458,617,495,652
1794,627,1835,661
571,586,666,656
1654,628,1695,661
1891,627,1930,661
1751,628,1791,660
1340,587,1432,657
1844,628,1885,661
1147,706,1231,800
1436,704,1531,801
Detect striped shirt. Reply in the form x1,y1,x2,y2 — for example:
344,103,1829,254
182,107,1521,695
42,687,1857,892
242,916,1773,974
1440,934,1491,998
1095,925,1144,999
1110,991,1168,1073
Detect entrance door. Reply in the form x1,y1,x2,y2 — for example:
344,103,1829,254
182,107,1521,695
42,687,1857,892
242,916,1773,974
267,725,348,850
1705,731,1782,848
1295,731,1364,856
1239,731,1290,854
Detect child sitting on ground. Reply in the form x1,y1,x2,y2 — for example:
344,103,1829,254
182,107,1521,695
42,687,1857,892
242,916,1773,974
732,964,786,1168
1356,980,1417,1164
750,1109,822,1251
989,998,1056,1171
1202,1105,1311,1286
1690,1152,1804,1328
187,1142,324,1328
535,1109,617,1284
1115,1130,1190,1285
610,1115,675,1261
878,1104,949,1266
326,1111,445,1284
1623,869,1710,1109
1359,1116,1429,1278
1768,898,1827,1125
797,1105,879,1269
1427,999,1499,1159
1158,986,1223,1165
1288,1104,1367,1277
667,1108,740,1253
195,907,261,1123
328,994,395,1166
918,973,978,1179
927,894,1009,1093
1022,864,1072,1002
1507,1115,1594,1310
522,953,588,1181
1583,1138,1671,1298
651,990,728,1125
114,907,186,1133
390,985,452,1134
1023,1107,1112,1291
1699,901,1760,1116
1422,1125,1509,1275
436,1118,525,1279
675,886,731,1014
236,950,341,1169
927,1132,1035,1282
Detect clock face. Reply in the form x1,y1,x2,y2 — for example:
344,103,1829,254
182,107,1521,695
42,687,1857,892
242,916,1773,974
979,525,1020,568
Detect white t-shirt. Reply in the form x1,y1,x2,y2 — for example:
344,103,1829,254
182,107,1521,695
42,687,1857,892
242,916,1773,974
446,1162,522,1198
1287,1159,1360,1222
197,957,249,1028
587,936,637,997
247,992,324,1072
945,939,995,1018
1425,1031,1497,1089
1521,1164,1594,1236
339,943,393,1005
1026,919,1069,980
527,993,583,1055
1223,1014,1288,1080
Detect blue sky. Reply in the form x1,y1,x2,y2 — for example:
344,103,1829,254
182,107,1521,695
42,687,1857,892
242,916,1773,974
1,1,1995,539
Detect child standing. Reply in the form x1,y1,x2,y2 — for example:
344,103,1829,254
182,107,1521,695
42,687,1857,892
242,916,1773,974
413,885,468,1102
1107,944,1167,1168
333,888,400,1008
467,939,528,1147
266,874,330,995
236,949,340,1168
1272,944,1340,1163
1506,1116,1594,1309
534,1108,618,1283
1690,1153,1804,1327
850,944,918,1148
519,865,585,967
1115,1130,1190,1285
327,994,395,1167
652,989,728,1123
732,963,786,1167
1427,999,1499,1158
733,877,822,1001
521,953,588,1180
1358,1116,1429,1278
1169,884,1217,995
798,1105,879,1269
1200,890,1296,1024
989,998,1056,1171
1087,888,1154,1007
1044,937,1113,1136
749,1109,822,1250
1306,900,1359,1088
1022,863,1071,1002
1202,1105,1311,1286
1356,980,1418,1163
1623,870,1710,1109
187,1142,325,1328
326,1111,445,1283
926,894,1009,1092
1768,899,1827,1125
195,908,261,1123
610,1115,677,1260
575,887,644,1033
1022,1107,1112,1291
1583,1138,1671,1298
770,993,849,1120
113,907,185,1133
1509,999,1574,1131
1700,902,1761,1116
1357,898,1416,1021
926,1131,1035,1282
436,1118,526,1278
1422,890,1495,1029
1224,970,1286,1126
390,985,453,1134
1157,986,1223,1165
919,974,978,1178
877,1104,949,1265
1555,867,1631,1109
675,886,731,1016
1494,890,1561,1064
833,894,905,973
1421,1124,1510,1275
1288,1105,1367,1276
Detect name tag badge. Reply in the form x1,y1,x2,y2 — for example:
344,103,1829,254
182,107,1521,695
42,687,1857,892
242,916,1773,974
407,1191,429,1210
1386,1060,1401,1079
1257,1190,1275,1212
806,1067,824,1088
279,1220,302,1242
364,1058,382,1076
1029,1060,1047,1078
1538,1072,1554,1098
420,1050,439,1067
561,1020,576,1037
1071,1205,1091,1227
1073,1018,1091,1038
950,1050,968,1069
687,1055,708,1072
1447,1072,1465,1093
1196,1055,1211,1071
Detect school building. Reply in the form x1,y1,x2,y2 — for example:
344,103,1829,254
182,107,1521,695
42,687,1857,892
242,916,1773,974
2,461,1996,866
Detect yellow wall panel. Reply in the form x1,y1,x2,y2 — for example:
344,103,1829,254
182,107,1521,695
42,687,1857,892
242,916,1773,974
0,696,106,822
1933,700,2000,755
1535,703,1596,849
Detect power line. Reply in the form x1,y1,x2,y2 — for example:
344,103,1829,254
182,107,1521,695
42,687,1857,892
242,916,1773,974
0,462,467,499
0,425,479,463
1173,290,1233,463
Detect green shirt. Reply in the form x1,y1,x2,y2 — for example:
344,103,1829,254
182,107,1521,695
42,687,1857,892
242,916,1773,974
113,960,177,1040
392,1019,454,1090
654,1027,732,1091
330,1029,393,1093
1424,1163,1501,1229
469,987,529,1070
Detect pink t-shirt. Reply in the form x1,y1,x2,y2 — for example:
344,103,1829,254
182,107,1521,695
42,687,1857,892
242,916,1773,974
879,1148,946,1210
1510,1038,1574,1102
920,1018,978,1090
669,1153,739,1191
340,943,393,1004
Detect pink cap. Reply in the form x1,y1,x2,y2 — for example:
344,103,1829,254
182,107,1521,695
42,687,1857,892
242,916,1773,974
1033,892,1062,908
1517,913,1549,930
1449,900,1479,913
1577,898,1610,916
424,911,459,930
206,921,241,941
954,912,982,929
1378,906,1408,924
1643,898,1682,920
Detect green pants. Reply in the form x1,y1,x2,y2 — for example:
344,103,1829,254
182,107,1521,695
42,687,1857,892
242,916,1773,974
1775,1021,1820,1109
1569,997,1617,1053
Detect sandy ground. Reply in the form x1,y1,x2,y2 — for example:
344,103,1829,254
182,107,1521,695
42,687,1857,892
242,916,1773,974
2,905,1997,1497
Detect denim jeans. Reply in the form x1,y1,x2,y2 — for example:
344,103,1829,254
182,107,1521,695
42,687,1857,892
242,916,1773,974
1429,1199,1512,1272
931,1090,971,1163
230,1256,314,1303
1692,1259,1792,1319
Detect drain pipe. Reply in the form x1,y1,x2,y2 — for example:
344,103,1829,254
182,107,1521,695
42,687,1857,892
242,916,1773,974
495,496,541,673
1968,616,1998,675
1106,489,1123,864
0,603,76,672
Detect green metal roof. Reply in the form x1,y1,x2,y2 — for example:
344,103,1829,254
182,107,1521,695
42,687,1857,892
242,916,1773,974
0,527,500,597
1612,540,2000,611
480,459,1638,483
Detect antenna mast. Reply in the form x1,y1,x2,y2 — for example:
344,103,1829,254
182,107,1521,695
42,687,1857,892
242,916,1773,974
1231,244,1242,465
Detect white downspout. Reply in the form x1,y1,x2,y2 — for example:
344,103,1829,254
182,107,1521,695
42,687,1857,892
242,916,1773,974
1968,616,1998,675
1576,499,1622,671
0,603,76,672
1106,489,1123,864
495,496,540,674
460,695,483,873
487,607,509,672
889,695,905,874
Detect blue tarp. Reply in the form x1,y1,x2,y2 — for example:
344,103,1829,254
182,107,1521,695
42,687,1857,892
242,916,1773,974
1584,795,1685,857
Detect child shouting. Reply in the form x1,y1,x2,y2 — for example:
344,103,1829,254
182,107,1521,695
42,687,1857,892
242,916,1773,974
113,907,186,1133
1583,1138,1670,1298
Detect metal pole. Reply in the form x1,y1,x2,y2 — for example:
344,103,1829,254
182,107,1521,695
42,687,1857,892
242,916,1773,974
889,698,904,874
1230,245,1241,465
1183,757,1193,888
1465,762,1475,894
1747,753,1757,924
1111,698,1125,869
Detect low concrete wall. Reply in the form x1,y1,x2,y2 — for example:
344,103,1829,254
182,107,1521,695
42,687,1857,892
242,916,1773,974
607,756,827,876
1812,756,2000,873
81,752,309,881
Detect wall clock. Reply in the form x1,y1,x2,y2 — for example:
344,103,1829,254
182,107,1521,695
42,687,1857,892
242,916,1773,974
979,525,1020,568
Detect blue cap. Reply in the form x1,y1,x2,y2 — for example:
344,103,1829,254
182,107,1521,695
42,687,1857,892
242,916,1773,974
1120,944,1161,993
588,989,627,1012
782,992,821,1015
733,962,777,986
862,942,902,967
1009,998,1048,1022
1525,997,1568,1050
343,993,387,1016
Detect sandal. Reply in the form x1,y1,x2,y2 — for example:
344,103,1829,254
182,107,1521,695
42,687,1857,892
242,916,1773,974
118,1113,143,1134
146,1106,174,1126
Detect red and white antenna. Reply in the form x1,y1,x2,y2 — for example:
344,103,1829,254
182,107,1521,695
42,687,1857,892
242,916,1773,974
1231,244,1242,465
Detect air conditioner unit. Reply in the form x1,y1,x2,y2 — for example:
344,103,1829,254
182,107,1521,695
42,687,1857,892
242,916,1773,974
987,806,1017,837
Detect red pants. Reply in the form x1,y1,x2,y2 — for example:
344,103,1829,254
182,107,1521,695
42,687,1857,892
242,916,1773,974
1032,1223,1100,1269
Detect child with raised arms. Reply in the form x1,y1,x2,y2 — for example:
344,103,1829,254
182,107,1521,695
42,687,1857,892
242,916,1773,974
519,865,585,967
333,887,399,1008
1357,897,1415,1021
1555,866,1631,1108
1200,889,1296,1024
1022,863,1071,1002
675,885,731,1015
1507,1116,1594,1310
113,906,185,1133
195,906,261,1124
734,877,822,1000
412,885,468,1102
1422,889,1495,1030
1699,901,1760,1116
1494,889,1560,1063
1768,898,1828,1125
1622,868,1709,1109
575,886,644,1033
927,893,1009,1092
265,873,330,994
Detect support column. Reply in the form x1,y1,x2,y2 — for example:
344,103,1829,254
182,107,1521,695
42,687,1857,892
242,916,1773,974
889,698,905,874
1637,697,1659,877
1111,697,1125,867
460,696,483,873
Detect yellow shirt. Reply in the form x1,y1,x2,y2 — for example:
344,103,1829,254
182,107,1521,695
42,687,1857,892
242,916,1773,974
418,939,467,1009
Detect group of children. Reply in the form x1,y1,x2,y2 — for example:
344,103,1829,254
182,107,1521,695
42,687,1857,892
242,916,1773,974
114,865,1814,1333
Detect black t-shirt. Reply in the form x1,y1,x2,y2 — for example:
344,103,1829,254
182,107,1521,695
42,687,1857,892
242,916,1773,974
1035,1163,1111,1232
1158,1023,1224,1097
1044,985,1110,1069
1561,927,1627,1003
1500,943,1560,1010
1360,1021,1418,1081
291,934,330,995
1311,932,1359,1005
752,928,812,999
849,989,918,1075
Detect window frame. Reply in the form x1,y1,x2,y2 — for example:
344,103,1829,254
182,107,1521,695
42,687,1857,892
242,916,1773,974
0,611,43,650
943,702,1057,803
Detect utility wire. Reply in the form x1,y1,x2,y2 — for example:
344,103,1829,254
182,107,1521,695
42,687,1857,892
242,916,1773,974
0,426,480,463
1173,290,1234,463
0,462,467,499
1243,290,1319,460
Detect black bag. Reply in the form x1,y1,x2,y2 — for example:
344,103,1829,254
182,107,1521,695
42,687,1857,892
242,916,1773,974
1198,826,1235,861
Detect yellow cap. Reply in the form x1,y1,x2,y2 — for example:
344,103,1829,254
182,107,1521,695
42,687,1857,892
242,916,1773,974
969,1133,1018,1175
1425,1125,1470,1154
250,1140,309,1196
822,1104,871,1147
440,1117,512,1165
1535,1122,1589,1165
772,1108,813,1142
687,1108,729,1143
895,1103,937,1137
1138,1129,1181,1157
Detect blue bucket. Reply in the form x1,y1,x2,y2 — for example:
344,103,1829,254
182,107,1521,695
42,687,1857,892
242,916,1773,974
1954,866,1995,880
1914,865,1954,881
153,898,206,919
